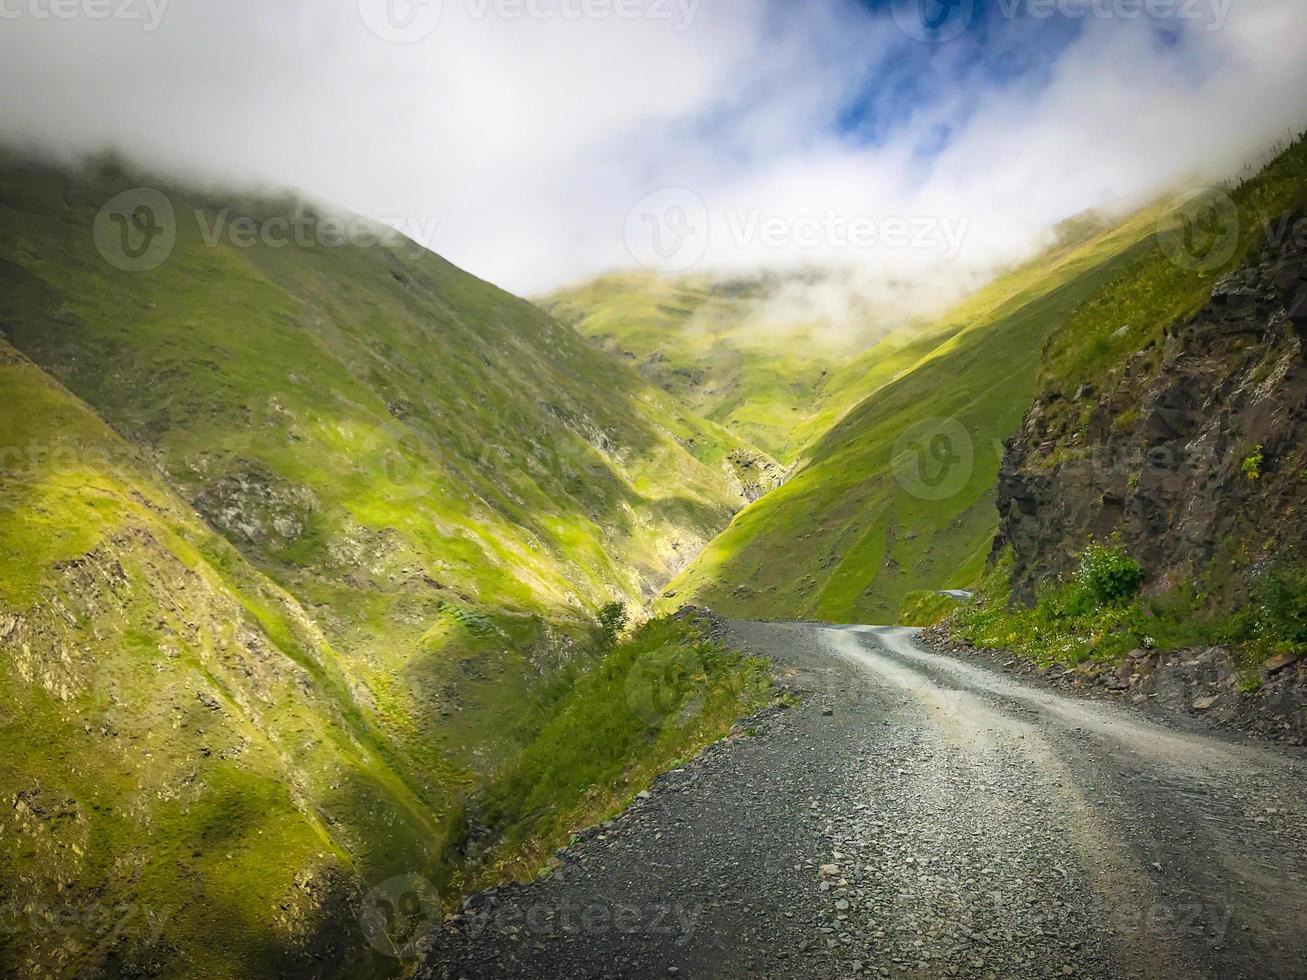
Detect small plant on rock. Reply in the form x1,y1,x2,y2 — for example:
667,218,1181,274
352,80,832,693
1075,544,1145,606
1241,445,1265,481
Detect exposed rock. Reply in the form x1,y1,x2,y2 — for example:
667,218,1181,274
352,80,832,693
724,448,788,503
995,216,1307,602
193,461,318,547
1265,651,1302,674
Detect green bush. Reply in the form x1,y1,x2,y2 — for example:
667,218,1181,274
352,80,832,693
596,600,629,643
951,543,1307,672
1241,445,1265,481
1075,544,1144,605
897,590,965,627
1237,567,1307,654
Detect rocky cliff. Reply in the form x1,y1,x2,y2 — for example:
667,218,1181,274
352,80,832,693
996,216,1307,602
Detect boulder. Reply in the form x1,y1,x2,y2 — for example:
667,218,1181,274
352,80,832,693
1264,651,1302,674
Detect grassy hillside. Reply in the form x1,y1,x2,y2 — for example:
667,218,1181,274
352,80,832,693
0,156,766,976
1039,135,1307,422
543,271,894,463
658,206,1168,624
0,339,445,977
959,135,1307,669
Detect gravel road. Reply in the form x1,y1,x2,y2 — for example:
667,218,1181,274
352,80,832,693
419,623,1307,979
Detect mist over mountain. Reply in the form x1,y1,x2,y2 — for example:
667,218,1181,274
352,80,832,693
2,0,1305,300
4,3,1307,979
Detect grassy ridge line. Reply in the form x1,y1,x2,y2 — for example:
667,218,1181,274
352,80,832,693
661,205,1166,625
945,136,1307,672
0,156,752,621
788,207,1154,458
1038,134,1307,422
0,155,765,819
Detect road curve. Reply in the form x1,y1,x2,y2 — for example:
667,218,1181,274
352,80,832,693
419,622,1307,980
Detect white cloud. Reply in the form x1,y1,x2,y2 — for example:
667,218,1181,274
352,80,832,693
0,0,1304,301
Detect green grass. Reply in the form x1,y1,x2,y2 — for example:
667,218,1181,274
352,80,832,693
0,156,766,978
897,590,965,627
1039,134,1307,403
0,341,449,978
444,613,772,890
949,547,1307,682
543,271,891,464
659,205,1166,624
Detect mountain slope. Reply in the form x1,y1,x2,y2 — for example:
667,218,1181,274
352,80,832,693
0,156,768,977
0,339,443,977
542,270,895,463
658,206,1167,623
997,135,1307,599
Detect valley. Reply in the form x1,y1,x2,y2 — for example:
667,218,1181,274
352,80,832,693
2,135,1306,979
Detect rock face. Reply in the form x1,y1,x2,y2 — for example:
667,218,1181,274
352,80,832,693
996,216,1307,601
724,447,788,503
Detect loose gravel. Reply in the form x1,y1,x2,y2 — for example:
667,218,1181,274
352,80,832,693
418,623,1307,980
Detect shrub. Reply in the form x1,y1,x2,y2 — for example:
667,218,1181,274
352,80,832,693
1241,445,1264,481
1238,567,1307,654
596,600,628,643
1075,544,1144,605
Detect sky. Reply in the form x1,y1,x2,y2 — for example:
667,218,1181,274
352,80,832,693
1,0,1305,303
